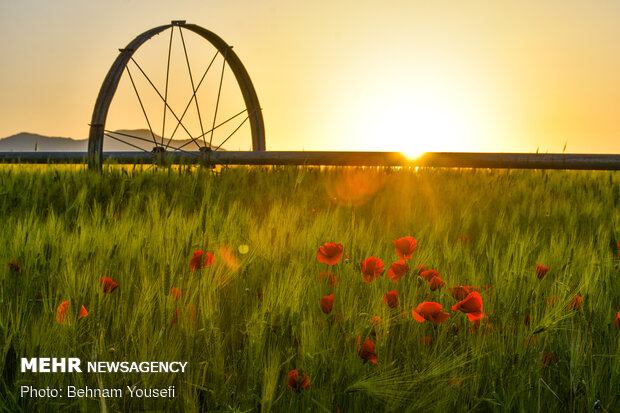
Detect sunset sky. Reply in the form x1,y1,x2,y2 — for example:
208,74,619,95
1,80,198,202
0,1,618,154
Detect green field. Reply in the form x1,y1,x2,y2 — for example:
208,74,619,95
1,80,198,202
1,165,619,412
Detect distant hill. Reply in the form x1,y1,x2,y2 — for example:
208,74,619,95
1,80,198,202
0,132,87,151
0,130,214,152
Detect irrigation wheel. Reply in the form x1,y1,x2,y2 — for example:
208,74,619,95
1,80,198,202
88,21,265,170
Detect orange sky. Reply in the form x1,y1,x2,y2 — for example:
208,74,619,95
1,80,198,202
0,1,618,153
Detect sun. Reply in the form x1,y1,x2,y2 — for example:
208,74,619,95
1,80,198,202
348,77,480,157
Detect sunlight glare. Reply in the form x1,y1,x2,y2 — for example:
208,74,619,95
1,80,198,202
350,77,480,155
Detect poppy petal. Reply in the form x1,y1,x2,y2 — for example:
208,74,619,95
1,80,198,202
170,286,184,301
412,302,449,325
99,276,119,293
56,300,70,324
420,269,439,282
535,264,549,279
429,276,445,291
320,294,335,314
190,251,204,271
78,305,88,319
392,236,417,260
452,292,484,322
569,295,583,311
383,291,399,308
300,373,311,389
317,243,344,265
466,312,484,322
361,256,384,283
387,260,409,282
204,252,214,267
287,369,299,389
411,310,426,323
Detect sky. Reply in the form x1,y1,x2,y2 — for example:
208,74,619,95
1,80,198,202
0,0,618,154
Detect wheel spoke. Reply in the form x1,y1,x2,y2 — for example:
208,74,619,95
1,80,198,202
209,49,227,149
129,57,202,150
125,66,158,146
104,129,159,146
213,113,251,151
174,108,248,151
161,27,174,146
179,27,207,147
104,133,150,152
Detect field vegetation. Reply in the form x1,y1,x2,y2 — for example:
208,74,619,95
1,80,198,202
0,164,619,412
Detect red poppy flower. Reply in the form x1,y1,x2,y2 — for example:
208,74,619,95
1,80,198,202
56,300,70,324
546,295,558,307
317,243,343,265
535,264,549,279
429,276,445,291
287,369,310,392
79,305,88,319
356,335,378,364
451,291,484,322
542,352,559,367
420,336,434,346
361,256,384,283
448,285,479,301
411,302,450,325
191,251,214,270
100,276,119,293
320,294,335,314
568,295,583,311
393,236,417,260
420,269,439,282
524,314,531,327
383,291,399,308
615,312,620,327
190,251,204,271
318,270,338,287
8,260,22,272
458,235,471,243
170,286,184,301
387,260,409,282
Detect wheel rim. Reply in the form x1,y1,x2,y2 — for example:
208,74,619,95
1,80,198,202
88,21,265,170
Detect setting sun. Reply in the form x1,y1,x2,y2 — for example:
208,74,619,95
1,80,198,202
348,74,481,157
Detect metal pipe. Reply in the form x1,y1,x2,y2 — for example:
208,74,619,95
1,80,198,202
0,151,619,170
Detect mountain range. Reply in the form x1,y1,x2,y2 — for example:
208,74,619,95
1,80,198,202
0,130,211,152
